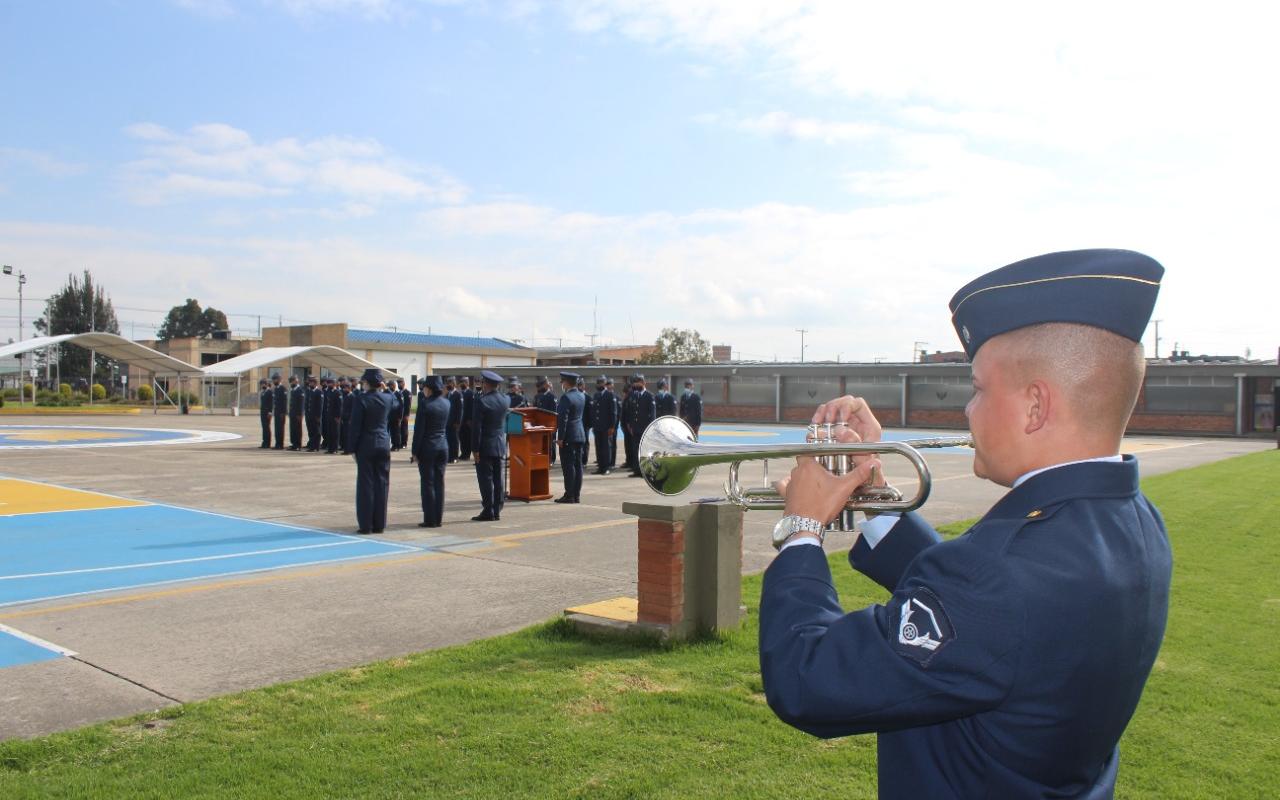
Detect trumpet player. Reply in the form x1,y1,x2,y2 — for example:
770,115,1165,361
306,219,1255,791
760,250,1171,800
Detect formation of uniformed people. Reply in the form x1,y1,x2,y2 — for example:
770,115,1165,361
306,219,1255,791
257,366,695,531
759,249,1172,798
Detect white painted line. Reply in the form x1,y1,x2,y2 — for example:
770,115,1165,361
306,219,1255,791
0,540,365,581
0,425,240,450
153,504,423,552
0,550,426,610
0,622,77,657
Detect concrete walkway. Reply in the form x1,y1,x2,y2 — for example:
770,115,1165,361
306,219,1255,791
0,412,1270,738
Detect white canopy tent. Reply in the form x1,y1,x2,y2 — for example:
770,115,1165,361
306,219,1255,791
200,345,401,413
0,332,203,411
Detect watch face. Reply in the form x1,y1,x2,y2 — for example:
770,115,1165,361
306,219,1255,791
772,516,796,548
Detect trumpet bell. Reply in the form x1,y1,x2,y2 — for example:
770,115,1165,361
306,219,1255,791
639,416,702,495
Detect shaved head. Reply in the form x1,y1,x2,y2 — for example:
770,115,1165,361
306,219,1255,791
999,323,1145,444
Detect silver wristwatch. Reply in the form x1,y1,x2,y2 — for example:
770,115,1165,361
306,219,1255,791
772,515,825,550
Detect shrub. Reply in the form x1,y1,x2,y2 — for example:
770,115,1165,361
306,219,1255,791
23,383,34,397
59,383,72,397
0,388,14,400
136,384,154,402
91,383,106,401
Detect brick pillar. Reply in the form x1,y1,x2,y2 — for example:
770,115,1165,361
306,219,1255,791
637,518,685,626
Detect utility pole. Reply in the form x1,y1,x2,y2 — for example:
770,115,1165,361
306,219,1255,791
795,328,808,363
1151,319,1163,359
2,266,27,404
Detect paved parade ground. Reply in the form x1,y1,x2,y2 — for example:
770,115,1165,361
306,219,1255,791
0,412,1271,738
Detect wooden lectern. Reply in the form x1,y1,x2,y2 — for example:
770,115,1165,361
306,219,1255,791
507,407,556,501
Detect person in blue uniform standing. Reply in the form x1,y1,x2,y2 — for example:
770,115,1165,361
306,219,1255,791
412,375,450,528
654,378,677,417
471,370,508,521
508,379,528,408
554,371,586,504
533,377,557,464
386,377,404,451
445,377,462,463
397,378,412,452
347,368,398,534
304,375,323,452
339,378,355,455
324,378,342,454
287,375,305,451
271,374,287,449
760,249,1171,800
592,376,616,475
604,377,620,470
577,376,593,468
678,378,703,438
626,374,656,477
458,377,475,461
258,379,273,448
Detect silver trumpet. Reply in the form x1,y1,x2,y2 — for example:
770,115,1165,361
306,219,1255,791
638,416,973,531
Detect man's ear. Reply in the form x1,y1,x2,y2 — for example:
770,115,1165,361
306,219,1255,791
1025,379,1051,434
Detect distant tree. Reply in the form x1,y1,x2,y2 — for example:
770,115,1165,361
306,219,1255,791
156,299,230,340
32,270,120,382
639,327,713,365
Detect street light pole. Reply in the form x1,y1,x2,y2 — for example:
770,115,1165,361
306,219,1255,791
3,265,26,405
795,328,808,363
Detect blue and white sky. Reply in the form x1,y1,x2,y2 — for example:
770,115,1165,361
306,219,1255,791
2,1,1276,361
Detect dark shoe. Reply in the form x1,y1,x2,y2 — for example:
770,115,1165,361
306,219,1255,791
418,522,431,528
471,514,495,522
273,445,284,450
554,496,573,504
356,529,371,535
372,528,384,534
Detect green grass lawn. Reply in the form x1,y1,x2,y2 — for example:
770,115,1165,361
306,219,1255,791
1,450,1276,799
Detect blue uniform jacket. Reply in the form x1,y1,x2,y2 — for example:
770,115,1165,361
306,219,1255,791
592,389,616,431
759,457,1171,800
273,384,287,415
288,385,305,418
305,386,323,418
259,389,273,415
534,390,557,414
347,390,398,455
472,390,508,459
412,394,450,457
679,390,702,427
556,388,586,444
340,390,354,422
628,389,656,431
655,390,677,417
447,390,463,427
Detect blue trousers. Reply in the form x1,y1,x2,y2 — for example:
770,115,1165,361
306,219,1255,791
560,443,583,500
355,448,391,532
475,456,504,517
260,412,271,447
417,446,447,525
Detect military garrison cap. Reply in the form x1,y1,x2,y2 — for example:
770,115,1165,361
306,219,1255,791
480,370,503,384
361,368,383,385
949,249,1163,359
559,371,579,382
424,375,443,391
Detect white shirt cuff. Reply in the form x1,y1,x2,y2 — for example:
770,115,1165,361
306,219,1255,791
779,536,822,553
859,512,901,549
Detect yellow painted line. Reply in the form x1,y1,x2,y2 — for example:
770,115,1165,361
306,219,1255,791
0,477,148,516
488,518,633,543
566,596,637,622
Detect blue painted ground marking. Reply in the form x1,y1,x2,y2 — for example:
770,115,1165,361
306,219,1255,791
0,504,421,608
0,628,68,669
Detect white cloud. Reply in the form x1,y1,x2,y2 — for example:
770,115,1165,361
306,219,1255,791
120,122,467,207
0,147,87,178
727,111,879,144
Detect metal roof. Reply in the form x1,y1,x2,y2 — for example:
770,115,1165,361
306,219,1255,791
346,328,528,350
0,333,202,376
200,346,400,380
